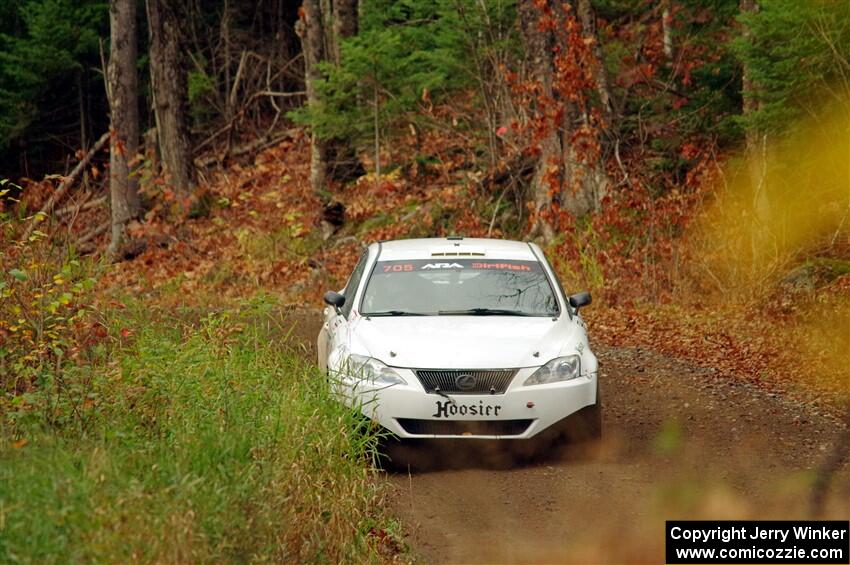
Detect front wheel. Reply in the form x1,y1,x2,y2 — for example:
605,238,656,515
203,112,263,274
551,383,602,445
514,389,602,463
563,398,602,443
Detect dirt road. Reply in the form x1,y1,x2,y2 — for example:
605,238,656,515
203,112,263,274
288,311,849,564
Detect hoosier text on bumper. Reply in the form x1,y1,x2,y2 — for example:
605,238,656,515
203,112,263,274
432,400,503,418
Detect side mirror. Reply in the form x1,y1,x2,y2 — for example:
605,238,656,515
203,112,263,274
568,291,592,310
323,291,345,310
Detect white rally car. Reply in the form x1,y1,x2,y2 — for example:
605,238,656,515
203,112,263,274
317,237,600,446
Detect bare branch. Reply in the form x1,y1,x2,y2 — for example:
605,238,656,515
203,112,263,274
20,131,110,242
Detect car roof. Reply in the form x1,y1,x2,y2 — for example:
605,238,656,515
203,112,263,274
372,237,539,261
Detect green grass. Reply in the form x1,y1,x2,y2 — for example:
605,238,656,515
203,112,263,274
0,300,394,563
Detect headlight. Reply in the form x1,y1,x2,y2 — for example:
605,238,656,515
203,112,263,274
346,354,406,387
524,355,581,386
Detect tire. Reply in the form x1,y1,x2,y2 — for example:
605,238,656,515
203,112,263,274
565,400,602,443
376,434,409,472
554,383,603,445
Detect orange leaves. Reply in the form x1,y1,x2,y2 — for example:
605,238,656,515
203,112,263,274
111,135,127,158
679,142,701,161
98,130,338,303
345,173,414,223
589,300,848,413
509,0,607,213
533,0,557,33
552,13,597,107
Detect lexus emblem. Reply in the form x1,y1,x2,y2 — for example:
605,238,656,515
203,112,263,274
455,373,476,391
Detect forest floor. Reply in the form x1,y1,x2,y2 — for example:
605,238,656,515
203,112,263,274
290,310,849,564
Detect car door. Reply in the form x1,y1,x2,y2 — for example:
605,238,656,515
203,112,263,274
318,249,370,372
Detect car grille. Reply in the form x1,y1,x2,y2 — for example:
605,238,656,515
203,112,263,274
397,418,533,437
414,369,518,395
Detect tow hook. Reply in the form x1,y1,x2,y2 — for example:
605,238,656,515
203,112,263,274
434,387,457,406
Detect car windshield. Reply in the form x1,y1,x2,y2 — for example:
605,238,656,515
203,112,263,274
360,259,559,316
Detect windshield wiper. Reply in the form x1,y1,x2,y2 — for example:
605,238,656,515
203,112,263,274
437,308,538,316
365,310,427,317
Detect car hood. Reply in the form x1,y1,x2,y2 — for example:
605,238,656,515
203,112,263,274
349,315,580,369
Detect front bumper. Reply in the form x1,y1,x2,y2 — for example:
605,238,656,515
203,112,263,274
337,367,598,439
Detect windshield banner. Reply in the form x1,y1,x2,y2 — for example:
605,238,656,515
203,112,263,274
374,259,543,274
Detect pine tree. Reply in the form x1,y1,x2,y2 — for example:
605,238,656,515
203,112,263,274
292,0,495,160
734,0,850,135
0,0,108,156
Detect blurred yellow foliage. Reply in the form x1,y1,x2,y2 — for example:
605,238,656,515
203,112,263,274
693,99,850,399
696,102,850,292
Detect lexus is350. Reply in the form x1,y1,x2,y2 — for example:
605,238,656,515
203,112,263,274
317,237,600,447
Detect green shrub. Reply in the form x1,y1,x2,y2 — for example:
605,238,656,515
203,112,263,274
0,302,392,563
1,190,101,431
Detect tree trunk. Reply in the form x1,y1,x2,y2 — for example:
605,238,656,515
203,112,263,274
519,0,609,241
297,0,363,198
331,0,358,64
297,0,330,196
146,0,195,198
661,0,675,64
77,70,87,150
574,0,613,211
107,0,140,257
577,0,614,122
518,0,558,242
222,0,233,122
327,0,363,181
